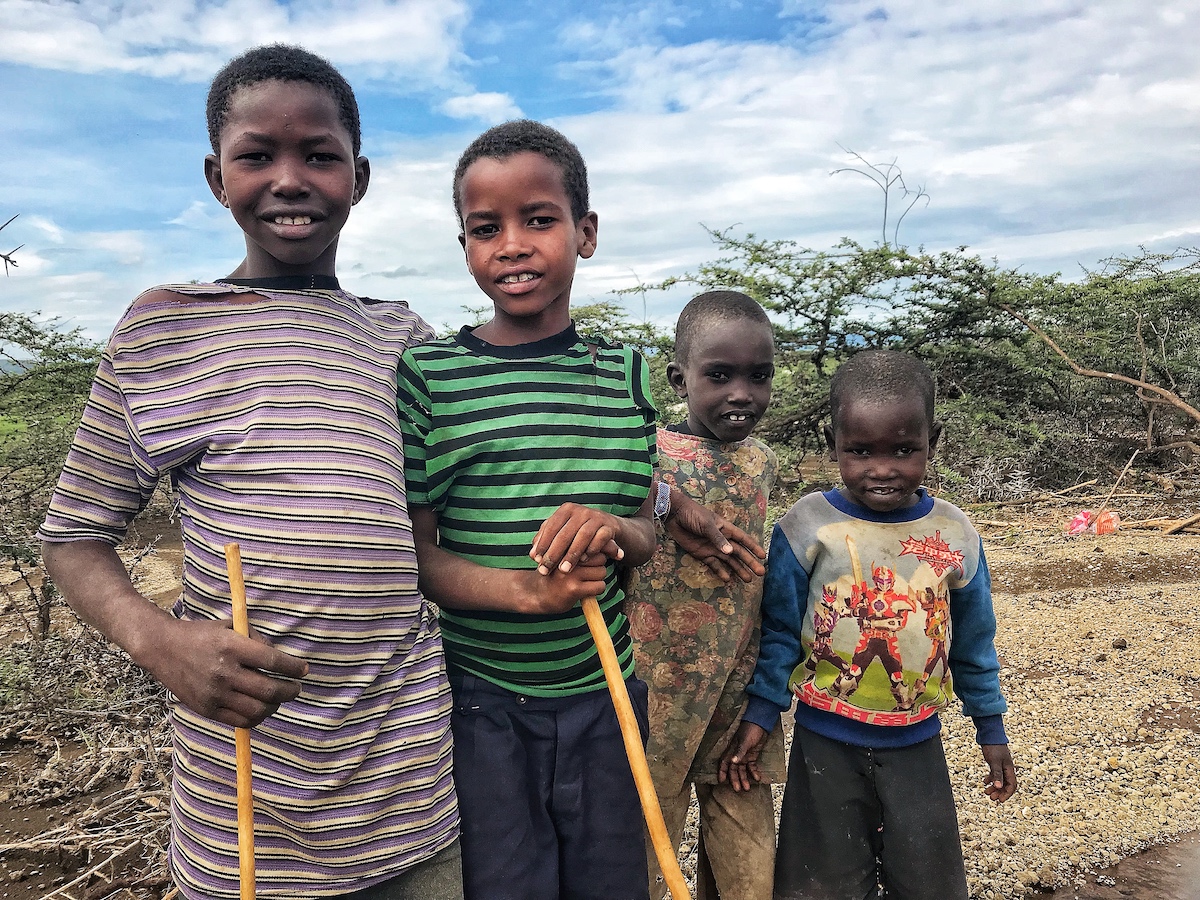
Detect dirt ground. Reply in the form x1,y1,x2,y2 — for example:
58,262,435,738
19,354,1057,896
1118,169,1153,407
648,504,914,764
2,500,1200,899
952,520,1200,899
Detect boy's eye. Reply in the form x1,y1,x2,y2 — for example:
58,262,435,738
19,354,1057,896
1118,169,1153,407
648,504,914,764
896,448,915,457
705,371,730,383
470,224,499,238
308,152,341,163
751,372,773,383
236,151,271,162
529,215,555,227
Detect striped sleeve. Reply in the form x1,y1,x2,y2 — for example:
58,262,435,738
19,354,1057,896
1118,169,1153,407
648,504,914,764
39,348,160,544
396,349,434,507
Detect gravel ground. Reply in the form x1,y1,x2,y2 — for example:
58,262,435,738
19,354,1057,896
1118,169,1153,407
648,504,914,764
672,527,1200,899
950,529,1200,899
6,512,1200,900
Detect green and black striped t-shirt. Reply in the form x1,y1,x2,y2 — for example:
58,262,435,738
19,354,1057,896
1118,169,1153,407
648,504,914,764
397,323,657,697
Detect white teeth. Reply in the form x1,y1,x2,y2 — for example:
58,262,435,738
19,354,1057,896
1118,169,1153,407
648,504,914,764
274,216,312,226
500,272,537,283
726,414,752,421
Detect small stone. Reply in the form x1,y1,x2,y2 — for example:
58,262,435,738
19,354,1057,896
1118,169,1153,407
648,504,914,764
1112,637,1128,649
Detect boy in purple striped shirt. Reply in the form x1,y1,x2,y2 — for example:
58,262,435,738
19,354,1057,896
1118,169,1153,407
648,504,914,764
40,45,463,900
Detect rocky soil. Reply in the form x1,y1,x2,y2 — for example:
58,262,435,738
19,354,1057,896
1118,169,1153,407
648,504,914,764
944,526,1200,899
3,511,1200,899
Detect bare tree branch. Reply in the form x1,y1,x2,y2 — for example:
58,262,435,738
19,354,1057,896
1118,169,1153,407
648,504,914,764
1,213,21,275
1003,304,1200,426
831,147,929,246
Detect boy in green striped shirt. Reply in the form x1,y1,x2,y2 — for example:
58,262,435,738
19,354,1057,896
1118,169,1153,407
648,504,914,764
396,120,659,899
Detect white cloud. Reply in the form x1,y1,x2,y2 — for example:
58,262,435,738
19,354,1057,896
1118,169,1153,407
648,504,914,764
27,216,66,244
0,0,469,81
440,92,522,124
9,0,1200,337
549,0,1200,290
179,1,1200,324
557,1,693,53
166,200,225,229
88,232,147,267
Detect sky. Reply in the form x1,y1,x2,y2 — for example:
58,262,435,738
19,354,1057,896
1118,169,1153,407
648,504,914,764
2,0,1199,339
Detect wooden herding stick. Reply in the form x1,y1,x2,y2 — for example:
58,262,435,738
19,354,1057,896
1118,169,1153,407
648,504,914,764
224,543,256,900
580,596,692,900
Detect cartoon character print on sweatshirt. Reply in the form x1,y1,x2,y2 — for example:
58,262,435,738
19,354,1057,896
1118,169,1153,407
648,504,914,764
837,563,920,709
805,584,851,678
792,528,967,721
914,585,951,703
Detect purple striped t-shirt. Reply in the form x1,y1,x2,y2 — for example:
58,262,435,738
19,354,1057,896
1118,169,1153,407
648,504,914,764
40,283,458,899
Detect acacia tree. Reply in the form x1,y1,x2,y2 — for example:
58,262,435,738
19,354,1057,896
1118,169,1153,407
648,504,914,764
1,312,100,637
624,226,1200,491
635,230,1043,445
999,249,1200,458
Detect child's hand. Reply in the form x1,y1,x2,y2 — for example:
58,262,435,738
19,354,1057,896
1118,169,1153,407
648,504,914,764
518,555,609,614
531,503,624,574
718,721,770,792
146,617,308,728
981,744,1017,802
665,490,766,583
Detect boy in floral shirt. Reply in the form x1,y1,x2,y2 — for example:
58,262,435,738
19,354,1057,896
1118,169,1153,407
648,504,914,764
627,291,784,900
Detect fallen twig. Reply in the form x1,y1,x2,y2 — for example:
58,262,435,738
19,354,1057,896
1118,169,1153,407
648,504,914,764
1096,450,1139,517
1164,512,1200,535
41,842,140,900
983,491,1155,509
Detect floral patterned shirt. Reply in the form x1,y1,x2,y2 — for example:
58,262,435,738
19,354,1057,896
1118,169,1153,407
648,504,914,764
628,428,786,792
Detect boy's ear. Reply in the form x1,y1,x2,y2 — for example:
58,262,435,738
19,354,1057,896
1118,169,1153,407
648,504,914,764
458,232,472,274
666,361,687,399
823,423,837,459
576,211,599,260
928,421,943,454
352,157,371,205
204,154,229,208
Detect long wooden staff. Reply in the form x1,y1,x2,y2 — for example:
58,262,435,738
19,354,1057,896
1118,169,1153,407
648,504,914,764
224,543,256,900
580,596,692,900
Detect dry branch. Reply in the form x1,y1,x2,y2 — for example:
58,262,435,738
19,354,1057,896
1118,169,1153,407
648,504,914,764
1164,512,1200,535
0,212,21,275
1002,305,1200,426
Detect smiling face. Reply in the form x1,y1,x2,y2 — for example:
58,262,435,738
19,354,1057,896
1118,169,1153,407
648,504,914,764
668,318,774,443
204,79,368,279
825,394,942,513
457,151,597,345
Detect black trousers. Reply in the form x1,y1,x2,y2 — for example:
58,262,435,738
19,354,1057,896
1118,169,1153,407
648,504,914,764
449,673,651,900
774,725,969,900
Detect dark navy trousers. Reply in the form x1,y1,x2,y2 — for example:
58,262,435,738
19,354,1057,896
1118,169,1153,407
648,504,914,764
449,672,651,900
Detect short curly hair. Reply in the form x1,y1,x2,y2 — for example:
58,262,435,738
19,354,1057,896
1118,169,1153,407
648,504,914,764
828,349,936,434
206,44,361,156
452,119,589,226
674,291,773,365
